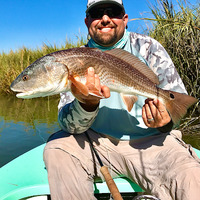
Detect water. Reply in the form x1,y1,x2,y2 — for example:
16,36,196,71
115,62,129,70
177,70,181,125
0,95,60,167
0,95,199,168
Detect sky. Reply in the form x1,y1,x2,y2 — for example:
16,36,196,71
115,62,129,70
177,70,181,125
0,0,198,53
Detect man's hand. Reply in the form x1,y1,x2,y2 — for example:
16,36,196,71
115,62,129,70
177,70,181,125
71,67,110,112
142,98,171,128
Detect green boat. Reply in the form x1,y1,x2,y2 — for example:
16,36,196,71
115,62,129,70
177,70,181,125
0,143,200,200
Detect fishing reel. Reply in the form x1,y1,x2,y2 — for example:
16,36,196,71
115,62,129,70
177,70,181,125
133,194,161,200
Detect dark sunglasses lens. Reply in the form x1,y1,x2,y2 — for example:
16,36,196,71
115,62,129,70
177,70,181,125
111,7,123,17
106,8,121,18
89,9,102,18
89,7,122,18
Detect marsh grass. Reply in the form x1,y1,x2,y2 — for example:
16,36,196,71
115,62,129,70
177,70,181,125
0,36,86,94
130,0,200,132
1,1,199,130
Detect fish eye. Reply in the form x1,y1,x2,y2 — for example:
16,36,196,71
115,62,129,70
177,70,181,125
170,93,175,99
22,75,29,81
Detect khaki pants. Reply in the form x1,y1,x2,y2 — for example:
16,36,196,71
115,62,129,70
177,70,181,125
43,130,200,200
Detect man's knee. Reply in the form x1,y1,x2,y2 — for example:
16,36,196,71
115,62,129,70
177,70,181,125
174,167,200,200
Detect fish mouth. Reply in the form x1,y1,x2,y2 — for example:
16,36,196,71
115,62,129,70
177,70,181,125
10,87,35,99
14,90,35,99
10,86,60,99
16,91,34,98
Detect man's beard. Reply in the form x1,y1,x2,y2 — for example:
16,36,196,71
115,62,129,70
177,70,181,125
93,29,117,46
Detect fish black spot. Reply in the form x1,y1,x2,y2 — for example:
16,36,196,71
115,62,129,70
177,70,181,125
22,75,29,81
170,93,175,99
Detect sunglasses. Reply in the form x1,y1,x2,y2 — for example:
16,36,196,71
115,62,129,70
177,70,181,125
88,6,123,19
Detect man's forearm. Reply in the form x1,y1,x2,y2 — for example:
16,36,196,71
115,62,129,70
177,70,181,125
58,99,99,134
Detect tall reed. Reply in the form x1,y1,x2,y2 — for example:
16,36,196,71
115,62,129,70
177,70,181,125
138,0,199,131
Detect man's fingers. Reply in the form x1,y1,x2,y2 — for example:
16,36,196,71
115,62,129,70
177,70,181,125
144,102,154,121
101,85,110,98
86,67,95,87
153,99,168,118
142,98,172,128
144,99,160,122
94,74,101,90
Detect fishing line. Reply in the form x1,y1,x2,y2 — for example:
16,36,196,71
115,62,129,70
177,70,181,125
85,131,103,167
85,131,123,200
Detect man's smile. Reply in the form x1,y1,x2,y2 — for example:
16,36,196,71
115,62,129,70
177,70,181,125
97,25,115,33
99,27,113,32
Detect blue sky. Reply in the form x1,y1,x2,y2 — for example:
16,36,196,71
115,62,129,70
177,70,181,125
0,0,197,53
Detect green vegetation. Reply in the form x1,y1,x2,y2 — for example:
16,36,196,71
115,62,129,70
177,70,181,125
131,0,199,132
147,0,199,132
0,0,199,132
0,37,86,94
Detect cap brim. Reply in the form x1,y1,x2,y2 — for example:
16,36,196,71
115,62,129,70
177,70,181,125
86,1,124,14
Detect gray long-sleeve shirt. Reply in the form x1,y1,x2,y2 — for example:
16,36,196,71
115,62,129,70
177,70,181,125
58,31,186,140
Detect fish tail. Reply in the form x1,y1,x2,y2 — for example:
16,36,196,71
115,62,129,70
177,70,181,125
165,91,198,124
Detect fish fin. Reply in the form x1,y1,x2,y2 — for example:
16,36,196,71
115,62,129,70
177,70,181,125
89,92,105,99
69,75,89,96
88,87,105,99
165,91,198,124
105,49,159,85
121,94,138,112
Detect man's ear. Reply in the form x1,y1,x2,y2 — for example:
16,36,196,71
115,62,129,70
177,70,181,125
123,14,129,27
85,17,89,28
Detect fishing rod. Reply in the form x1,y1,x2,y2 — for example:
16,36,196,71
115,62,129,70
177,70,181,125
85,131,123,200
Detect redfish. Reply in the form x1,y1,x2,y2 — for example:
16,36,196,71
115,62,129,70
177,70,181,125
10,48,197,124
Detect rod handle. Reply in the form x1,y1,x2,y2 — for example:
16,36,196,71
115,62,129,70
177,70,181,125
100,166,123,200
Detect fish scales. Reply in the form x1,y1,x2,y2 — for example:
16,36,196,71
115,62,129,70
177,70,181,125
51,48,159,97
10,47,198,124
